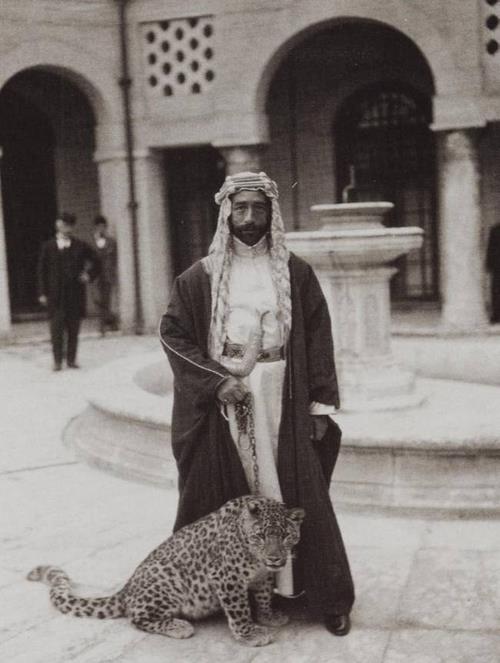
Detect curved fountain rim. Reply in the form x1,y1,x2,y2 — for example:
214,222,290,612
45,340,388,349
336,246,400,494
84,350,172,430
79,352,500,452
311,202,394,213
286,227,424,239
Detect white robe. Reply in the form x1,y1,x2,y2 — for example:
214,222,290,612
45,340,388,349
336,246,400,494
224,237,293,595
223,236,336,595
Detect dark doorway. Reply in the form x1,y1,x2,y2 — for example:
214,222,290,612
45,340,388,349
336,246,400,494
0,87,57,316
336,84,438,301
165,146,225,276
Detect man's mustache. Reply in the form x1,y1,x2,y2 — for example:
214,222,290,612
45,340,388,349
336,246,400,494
229,218,269,234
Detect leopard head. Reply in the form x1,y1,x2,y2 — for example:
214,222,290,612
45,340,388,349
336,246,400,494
240,496,305,571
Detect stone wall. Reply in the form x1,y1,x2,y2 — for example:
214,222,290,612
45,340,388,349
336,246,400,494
0,0,498,333
0,0,495,152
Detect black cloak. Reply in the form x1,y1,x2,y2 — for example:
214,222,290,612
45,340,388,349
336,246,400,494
159,252,355,616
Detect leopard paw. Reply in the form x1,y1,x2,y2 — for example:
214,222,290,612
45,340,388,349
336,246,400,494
256,609,289,627
165,618,194,639
234,624,273,647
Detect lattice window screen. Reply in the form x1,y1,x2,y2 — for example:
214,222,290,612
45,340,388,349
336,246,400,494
141,16,215,97
484,0,499,56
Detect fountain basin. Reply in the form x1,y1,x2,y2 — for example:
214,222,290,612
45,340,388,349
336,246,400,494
286,228,423,268
65,352,175,488
64,350,500,516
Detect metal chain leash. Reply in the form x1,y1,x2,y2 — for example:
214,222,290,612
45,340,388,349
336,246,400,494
234,392,260,495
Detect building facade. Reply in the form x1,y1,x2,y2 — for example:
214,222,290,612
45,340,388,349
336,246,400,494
0,0,499,337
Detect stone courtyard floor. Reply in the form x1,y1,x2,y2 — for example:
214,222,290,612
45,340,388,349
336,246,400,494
1,329,500,663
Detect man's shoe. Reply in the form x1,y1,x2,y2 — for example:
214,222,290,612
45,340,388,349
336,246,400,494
53,363,62,372
324,613,351,636
67,362,80,369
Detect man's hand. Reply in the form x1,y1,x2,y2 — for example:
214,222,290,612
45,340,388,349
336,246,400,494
310,415,329,441
78,272,90,284
38,295,47,307
217,376,249,405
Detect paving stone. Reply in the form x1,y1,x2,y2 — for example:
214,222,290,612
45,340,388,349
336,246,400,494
348,546,414,628
421,518,500,551
398,548,500,630
383,629,500,663
111,623,390,663
2,334,500,663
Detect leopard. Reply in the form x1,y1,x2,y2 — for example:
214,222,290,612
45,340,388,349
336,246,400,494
27,495,305,647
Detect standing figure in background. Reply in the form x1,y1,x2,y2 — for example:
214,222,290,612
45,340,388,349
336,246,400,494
160,171,354,636
37,212,100,371
92,215,118,335
486,222,500,324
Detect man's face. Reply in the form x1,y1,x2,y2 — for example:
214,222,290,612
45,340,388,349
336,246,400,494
229,190,271,246
55,219,74,238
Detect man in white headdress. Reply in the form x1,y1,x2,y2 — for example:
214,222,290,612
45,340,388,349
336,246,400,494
160,171,354,635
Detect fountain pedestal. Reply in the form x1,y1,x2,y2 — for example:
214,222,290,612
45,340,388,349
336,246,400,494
63,200,500,514
286,202,424,411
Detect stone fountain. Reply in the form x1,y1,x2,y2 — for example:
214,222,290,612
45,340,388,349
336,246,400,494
66,199,500,516
286,201,424,411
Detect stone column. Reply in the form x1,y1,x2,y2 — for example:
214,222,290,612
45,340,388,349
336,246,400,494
134,150,172,330
95,150,136,332
219,145,265,175
438,129,489,331
0,148,12,339
95,148,172,333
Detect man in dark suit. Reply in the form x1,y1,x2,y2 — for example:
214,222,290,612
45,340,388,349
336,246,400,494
37,212,100,371
92,215,118,335
486,223,500,324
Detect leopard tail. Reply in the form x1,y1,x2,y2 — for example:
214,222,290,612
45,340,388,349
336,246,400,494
27,565,125,619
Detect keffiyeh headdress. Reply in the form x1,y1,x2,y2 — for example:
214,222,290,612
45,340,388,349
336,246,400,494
205,171,292,361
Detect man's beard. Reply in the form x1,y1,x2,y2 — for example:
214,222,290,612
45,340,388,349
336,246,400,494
228,219,270,245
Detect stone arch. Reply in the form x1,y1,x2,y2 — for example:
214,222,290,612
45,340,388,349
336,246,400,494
253,4,461,115
0,39,120,128
0,40,120,317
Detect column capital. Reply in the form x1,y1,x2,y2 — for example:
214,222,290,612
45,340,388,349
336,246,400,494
437,128,482,163
218,144,267,175
93,147,156,165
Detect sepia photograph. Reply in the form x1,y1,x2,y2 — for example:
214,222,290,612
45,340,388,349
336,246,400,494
1,1,500,662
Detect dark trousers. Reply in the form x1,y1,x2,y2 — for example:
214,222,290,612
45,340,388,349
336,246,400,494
49,310,81,366
491,272,500,323
95,280,117,332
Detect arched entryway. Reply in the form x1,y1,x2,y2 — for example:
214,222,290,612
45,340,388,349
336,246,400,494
0,68,100,319
263,19,436,303
0,84,57,315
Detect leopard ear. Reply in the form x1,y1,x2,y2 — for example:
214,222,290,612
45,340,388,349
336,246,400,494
288,507,305,524
246,497,262,517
